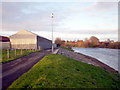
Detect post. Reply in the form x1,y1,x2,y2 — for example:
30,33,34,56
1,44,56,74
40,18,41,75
51,13,54,53
26,48,27,53
39,46,40,50
28,43,30,52
7,49,9,59
20,42,22,55
21,49,22,55
14,49,16,57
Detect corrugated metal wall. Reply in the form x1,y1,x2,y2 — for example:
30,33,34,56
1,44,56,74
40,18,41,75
37,36,52,49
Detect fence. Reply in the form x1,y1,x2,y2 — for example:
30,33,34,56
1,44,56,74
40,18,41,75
7,49,38,59
2,48,40,63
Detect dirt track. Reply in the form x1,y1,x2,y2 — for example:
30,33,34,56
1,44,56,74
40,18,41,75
1,49,52,90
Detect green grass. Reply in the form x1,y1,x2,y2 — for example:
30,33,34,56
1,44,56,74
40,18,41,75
1,49,41,63
61,47,74,51
9,54,120,88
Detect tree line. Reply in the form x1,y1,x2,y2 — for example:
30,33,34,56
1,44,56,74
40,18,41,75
55,36,120,49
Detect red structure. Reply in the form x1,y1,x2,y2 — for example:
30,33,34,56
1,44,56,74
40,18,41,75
0,36,10,42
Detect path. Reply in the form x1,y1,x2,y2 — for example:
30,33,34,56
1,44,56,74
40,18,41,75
1,49,57,89
57,48,118,73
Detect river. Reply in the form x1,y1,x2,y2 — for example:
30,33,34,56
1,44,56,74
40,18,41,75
72,47,119,72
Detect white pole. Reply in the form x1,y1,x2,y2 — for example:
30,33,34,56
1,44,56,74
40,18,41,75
21,44,22,55
51,13,54,53
21,49,22,55
7,49,9,59
14,44,17,57
14,49,16,57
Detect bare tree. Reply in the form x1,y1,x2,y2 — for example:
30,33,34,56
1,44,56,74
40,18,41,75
55,37,63,47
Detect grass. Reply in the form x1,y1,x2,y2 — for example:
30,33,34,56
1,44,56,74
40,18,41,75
9,54,120,88
60,47,74,51
1,49,41,63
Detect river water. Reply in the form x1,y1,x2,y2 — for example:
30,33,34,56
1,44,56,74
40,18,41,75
72,47,119,72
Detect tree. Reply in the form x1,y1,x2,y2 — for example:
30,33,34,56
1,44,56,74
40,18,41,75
84,38,90,47
107,39,111,42
89,36,99,46
55,37,63,47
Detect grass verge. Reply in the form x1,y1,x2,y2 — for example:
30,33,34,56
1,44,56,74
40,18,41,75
60,47,74,51
9,54,120,88
1,49,41,63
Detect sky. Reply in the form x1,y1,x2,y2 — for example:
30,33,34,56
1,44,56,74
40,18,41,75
0,1,118,41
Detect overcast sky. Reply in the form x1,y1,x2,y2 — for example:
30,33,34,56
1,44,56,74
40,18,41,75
1,2,118,41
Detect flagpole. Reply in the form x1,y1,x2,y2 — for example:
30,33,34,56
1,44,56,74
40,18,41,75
51,13,54,53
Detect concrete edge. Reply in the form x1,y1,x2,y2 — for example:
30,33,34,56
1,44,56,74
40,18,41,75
53,48,60,54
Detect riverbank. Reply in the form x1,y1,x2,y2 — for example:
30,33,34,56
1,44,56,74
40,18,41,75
9,54,120,88
72,46,120,49
57,48,118,73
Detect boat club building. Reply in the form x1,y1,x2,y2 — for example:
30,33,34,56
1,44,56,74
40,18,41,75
9,30,52,49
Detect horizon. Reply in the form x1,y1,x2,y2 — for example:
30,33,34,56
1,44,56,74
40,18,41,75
1,30,118,42
1,2,118,41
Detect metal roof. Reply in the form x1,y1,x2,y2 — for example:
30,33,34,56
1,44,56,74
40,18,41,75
0,36,10,42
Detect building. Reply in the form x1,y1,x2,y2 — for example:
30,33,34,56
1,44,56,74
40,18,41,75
9,30,52,49
0,36,11,49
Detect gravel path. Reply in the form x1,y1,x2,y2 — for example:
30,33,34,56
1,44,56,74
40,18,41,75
57,48,118,73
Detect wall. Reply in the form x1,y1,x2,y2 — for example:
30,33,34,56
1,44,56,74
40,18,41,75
37,36,52,49
10,32,37,49
0,42,11,49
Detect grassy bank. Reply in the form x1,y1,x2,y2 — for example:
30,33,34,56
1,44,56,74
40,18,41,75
9,54,120,88
1,49,41,63
60,47,74,51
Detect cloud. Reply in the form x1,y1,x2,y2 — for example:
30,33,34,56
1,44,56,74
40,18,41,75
1,2,118,41
2,2,69,32
0,3,2,29
80,2,118,13
94,2,118,12
54,28,118,35
1,0,119,2
32,30,118,41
